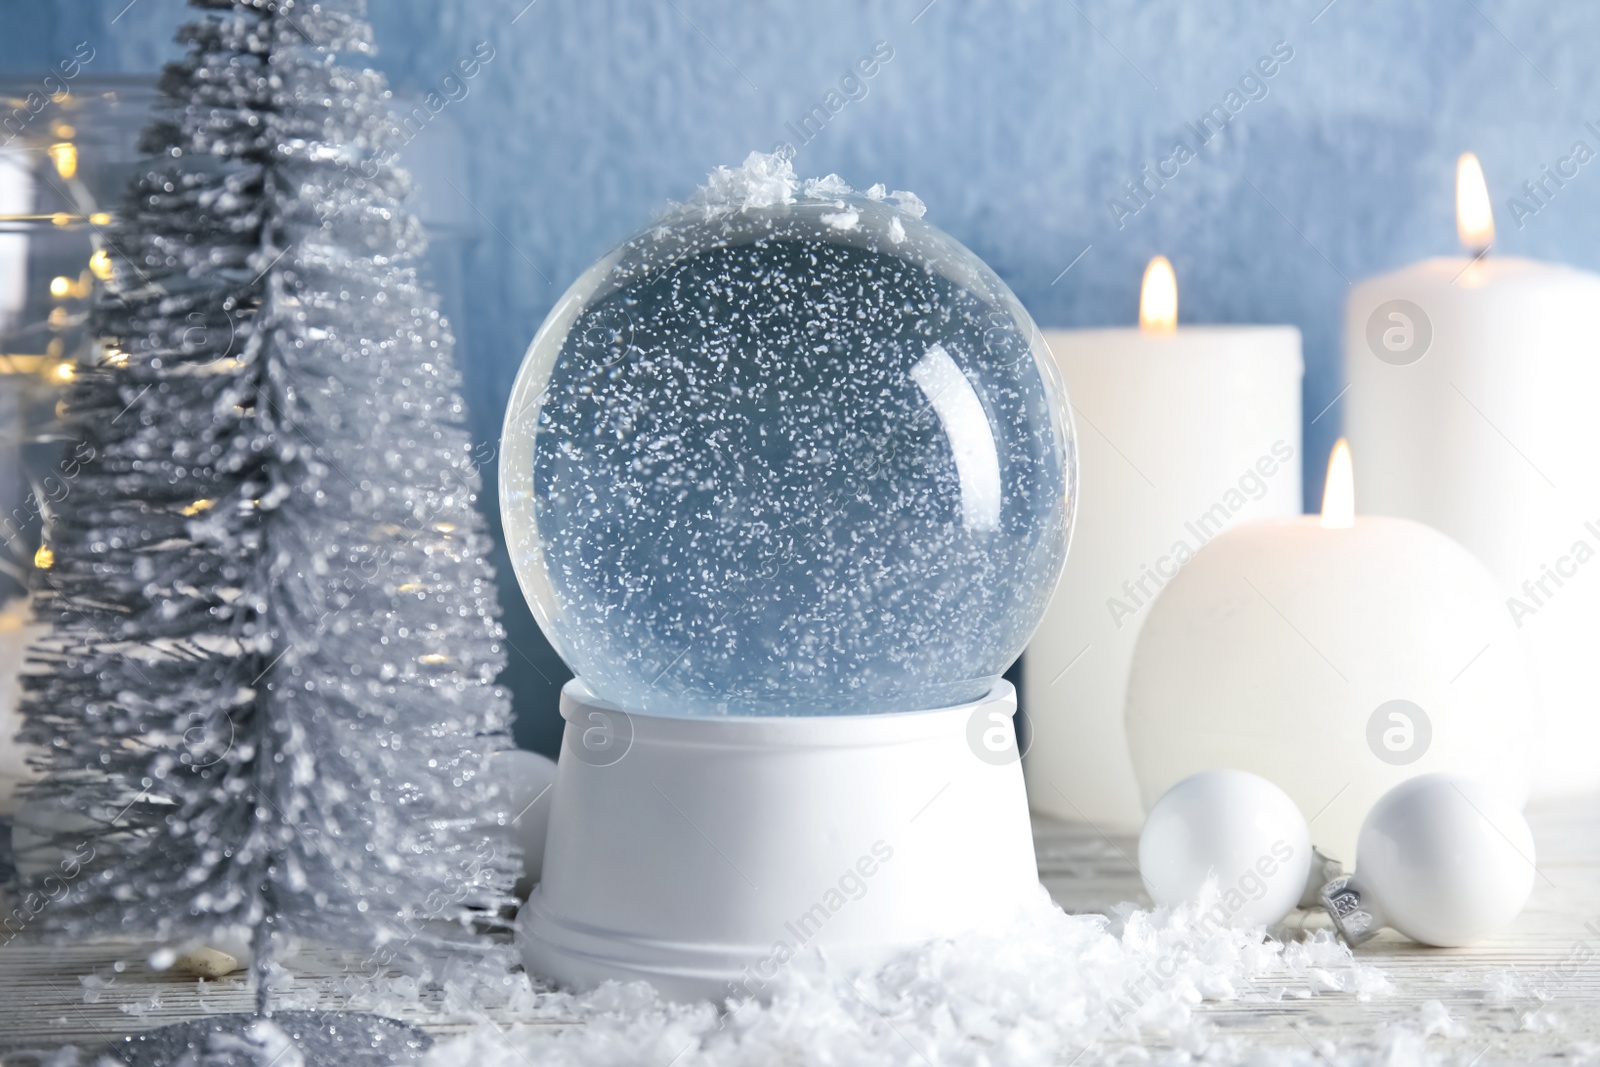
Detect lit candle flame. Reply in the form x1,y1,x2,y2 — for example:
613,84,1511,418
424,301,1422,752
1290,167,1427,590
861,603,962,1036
1321,438,1355,529
1456,152,1495,253
1139,256,1177,335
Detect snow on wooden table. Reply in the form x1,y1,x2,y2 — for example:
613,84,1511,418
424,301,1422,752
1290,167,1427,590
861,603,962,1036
1035,793,1600,1062
2,795,1597,1064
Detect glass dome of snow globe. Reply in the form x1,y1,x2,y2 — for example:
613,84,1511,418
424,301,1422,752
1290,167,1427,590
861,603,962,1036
502,153,1075,717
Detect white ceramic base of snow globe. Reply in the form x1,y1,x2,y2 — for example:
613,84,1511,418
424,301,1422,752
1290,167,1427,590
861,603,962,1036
517,678,1039,1003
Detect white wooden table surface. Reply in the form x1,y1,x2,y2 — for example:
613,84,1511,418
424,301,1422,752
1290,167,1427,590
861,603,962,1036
3,795,1598,1064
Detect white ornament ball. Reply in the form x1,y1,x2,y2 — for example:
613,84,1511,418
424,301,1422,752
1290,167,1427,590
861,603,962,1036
491,748,558,898
1138,769,1312,927
1325,774,1535,947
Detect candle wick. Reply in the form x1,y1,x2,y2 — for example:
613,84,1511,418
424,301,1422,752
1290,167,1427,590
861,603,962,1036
1450,244,1494,286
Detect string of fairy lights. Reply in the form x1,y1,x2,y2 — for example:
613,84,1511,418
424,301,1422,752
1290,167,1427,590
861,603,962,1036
0,113,114,578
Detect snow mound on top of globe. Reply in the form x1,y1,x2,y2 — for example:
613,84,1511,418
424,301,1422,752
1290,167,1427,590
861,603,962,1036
681,149,926,221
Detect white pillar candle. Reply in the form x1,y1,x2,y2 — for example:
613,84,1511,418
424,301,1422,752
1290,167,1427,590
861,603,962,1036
1125,441,1535,863
0,598,37,816
1025,258,1302,830
0,148,33,335
1344,153,1600,798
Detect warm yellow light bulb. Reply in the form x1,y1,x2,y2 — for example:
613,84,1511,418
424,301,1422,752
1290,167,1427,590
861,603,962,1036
53,362,76,383
34,544,54,569
89,248,113,281
48,142,77,180
1456,152,1495,252
1321,438,1355,529
49,276,72,298
1139,256,1178,335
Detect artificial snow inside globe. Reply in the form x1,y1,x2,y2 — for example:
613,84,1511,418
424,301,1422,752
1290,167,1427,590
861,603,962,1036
504,152,1076,1000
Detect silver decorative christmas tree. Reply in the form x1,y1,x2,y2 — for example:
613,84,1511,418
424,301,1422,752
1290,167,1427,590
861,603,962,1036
16,0,518,1014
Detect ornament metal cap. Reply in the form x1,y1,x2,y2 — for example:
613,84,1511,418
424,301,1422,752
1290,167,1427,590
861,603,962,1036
1320,873,1384,946
1299,847,1345,910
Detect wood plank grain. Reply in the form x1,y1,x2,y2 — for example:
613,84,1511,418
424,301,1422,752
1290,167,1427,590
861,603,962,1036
2,793,1596,1061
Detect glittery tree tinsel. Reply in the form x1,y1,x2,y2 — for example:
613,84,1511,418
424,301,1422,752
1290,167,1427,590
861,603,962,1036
14,0,519,1013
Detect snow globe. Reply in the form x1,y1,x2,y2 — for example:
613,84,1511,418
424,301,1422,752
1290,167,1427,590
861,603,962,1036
502,153,1075,999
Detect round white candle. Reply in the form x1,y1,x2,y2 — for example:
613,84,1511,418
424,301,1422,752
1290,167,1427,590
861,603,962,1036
1124,441,1535,863
1344,153,1600,797
1026,258,1302,829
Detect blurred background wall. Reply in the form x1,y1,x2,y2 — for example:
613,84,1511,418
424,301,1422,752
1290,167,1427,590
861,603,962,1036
5,0,1599,753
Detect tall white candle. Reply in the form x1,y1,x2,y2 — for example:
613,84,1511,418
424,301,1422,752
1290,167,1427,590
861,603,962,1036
0,598,37,816
0,148,33,335
1025,258,1302,829
1345,153,1600,798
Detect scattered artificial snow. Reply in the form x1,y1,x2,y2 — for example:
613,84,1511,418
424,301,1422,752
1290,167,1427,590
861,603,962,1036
1520,1008,1566,1033
421,885,1392,1067
1416,999,1466,1039
1484,968,1527,1004
819,206,860,230
116,994,164,1021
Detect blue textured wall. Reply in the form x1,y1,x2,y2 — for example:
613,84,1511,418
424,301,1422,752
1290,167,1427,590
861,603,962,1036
6,0,1599,752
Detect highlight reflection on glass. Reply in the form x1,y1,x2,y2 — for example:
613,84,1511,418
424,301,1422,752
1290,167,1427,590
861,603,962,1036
911,344,1001,532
